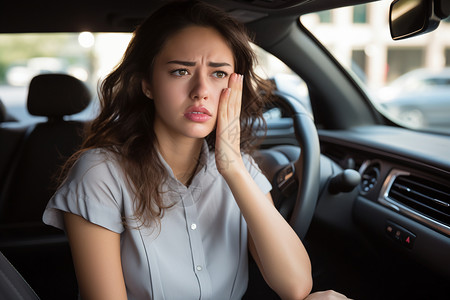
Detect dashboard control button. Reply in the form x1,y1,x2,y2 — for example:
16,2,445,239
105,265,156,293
385,221,416,249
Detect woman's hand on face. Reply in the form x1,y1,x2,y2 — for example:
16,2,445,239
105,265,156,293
215,73,244,177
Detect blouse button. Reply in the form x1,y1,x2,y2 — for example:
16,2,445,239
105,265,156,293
196,265,202,271
190,223,197,230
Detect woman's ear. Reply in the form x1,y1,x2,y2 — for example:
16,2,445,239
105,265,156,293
141,79,153,99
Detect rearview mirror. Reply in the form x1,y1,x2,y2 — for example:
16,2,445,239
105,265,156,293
389,0,449,40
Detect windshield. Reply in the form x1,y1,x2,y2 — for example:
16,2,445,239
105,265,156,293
301,1,450,133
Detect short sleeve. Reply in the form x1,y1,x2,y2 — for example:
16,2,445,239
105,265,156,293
42,149,125,234
243,153,272,195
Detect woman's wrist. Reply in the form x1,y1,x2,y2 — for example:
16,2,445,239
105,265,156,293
217,155,246,181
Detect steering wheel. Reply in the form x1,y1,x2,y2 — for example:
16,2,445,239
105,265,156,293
262,91,321,240
244,91,321,300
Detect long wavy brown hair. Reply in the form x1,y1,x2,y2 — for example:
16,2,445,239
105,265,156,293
59,0,273,228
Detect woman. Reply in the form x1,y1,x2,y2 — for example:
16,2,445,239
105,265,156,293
43,1,346,299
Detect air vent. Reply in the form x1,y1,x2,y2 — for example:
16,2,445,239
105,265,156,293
360,162,380,193
380,170,450,236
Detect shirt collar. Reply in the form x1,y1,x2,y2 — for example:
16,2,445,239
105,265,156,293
157,140,211,188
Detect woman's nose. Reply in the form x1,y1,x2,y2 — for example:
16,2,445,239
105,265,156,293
189,73,209,101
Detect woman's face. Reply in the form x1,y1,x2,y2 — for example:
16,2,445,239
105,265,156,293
143,26,235,142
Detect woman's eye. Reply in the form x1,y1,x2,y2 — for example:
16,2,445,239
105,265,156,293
213,71,227,79
171,69,189,76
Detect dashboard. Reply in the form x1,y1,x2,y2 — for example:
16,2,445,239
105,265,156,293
318,126,450,280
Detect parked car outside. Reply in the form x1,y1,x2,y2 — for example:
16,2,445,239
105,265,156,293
376,67,450,129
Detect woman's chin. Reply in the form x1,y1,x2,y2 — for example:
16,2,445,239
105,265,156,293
185,131,212,140
184,124,215,139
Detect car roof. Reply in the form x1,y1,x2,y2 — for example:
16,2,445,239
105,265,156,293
1,0,377,34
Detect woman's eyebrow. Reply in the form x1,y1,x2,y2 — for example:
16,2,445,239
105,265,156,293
167,60,232,68
167,60,196,66
209,62,232,68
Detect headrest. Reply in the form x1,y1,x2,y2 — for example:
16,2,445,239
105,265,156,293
27,74,91,117
0,99,6,122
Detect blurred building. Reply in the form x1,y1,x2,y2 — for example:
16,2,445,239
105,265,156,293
302,1,450,90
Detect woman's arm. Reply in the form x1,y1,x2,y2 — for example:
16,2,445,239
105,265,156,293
216,73,312,299
64,212,127,300
227,172,312,300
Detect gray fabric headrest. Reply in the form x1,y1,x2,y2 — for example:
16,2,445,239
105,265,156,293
27,74,91,117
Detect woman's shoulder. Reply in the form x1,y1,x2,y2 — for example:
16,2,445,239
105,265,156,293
56,147,127,207
45,148,127,233
66,148,123,184
79,147,118,163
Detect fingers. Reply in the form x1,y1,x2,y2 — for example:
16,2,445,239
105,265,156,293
228,73,244,111
227,73,243,118
227,72,243,91
215,73,244,174
219,73,243,120
218,88,231,124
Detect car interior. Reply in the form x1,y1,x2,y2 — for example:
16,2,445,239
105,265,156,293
0,0,449,299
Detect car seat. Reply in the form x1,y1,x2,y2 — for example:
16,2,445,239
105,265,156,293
0,73,91,299
0,99,6,123
0,98,25,190
0,73,90,226
0,250,40,299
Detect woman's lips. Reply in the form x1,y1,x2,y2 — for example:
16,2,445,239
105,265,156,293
184,106,212,122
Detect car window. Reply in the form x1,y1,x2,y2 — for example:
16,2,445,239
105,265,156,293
0,32,131,125
0,33,309,125
252,45,311,120
301,1,450,133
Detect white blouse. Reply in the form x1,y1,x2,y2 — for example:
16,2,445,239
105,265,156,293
43,141,272,300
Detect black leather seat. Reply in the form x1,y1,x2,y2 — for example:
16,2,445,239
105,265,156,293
0,99,6,123
0,74,91,300
0,99,25,191
0,74,90,226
